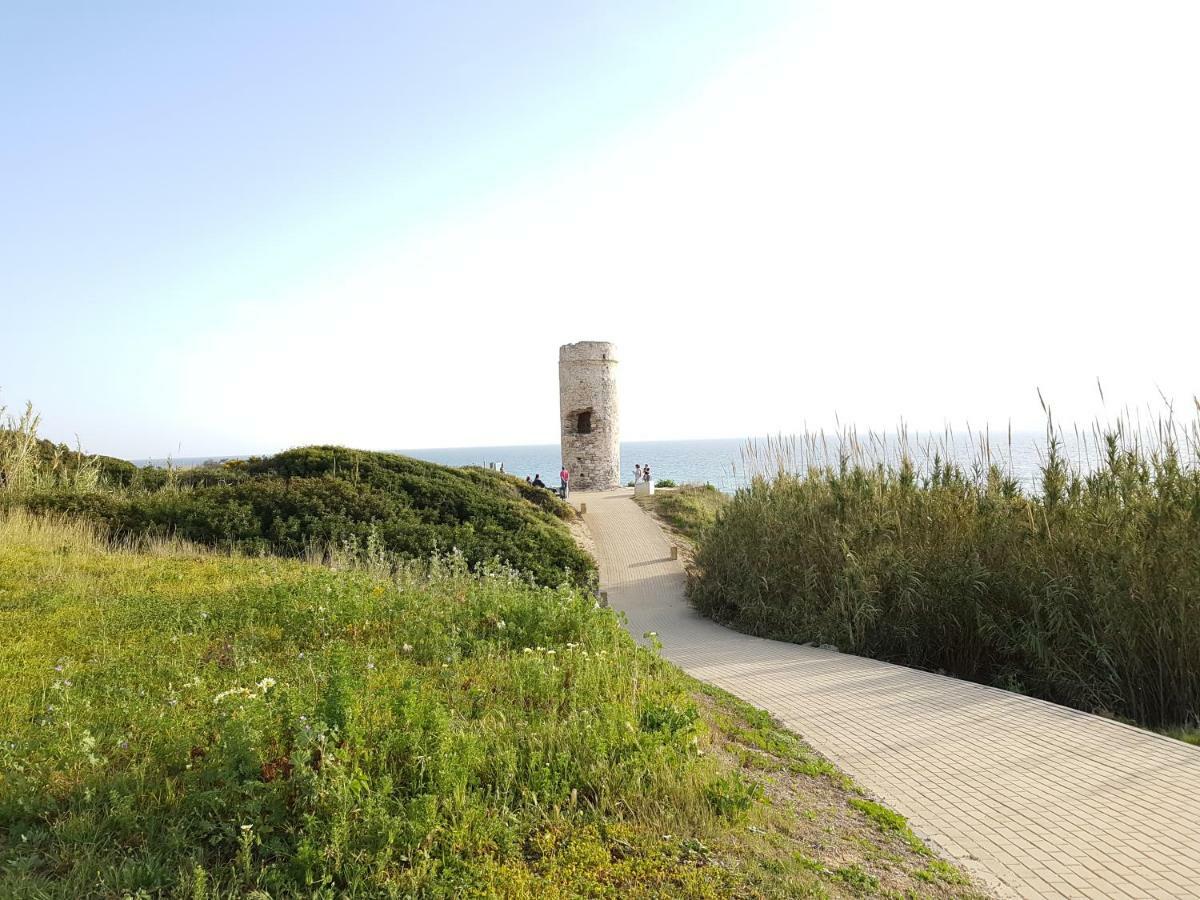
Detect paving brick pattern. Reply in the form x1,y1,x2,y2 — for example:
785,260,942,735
575,489,1200,899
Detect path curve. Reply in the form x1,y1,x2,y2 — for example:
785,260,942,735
575,489,1200,899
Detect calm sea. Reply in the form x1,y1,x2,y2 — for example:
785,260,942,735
401,434,1102,492
137,432,1099,494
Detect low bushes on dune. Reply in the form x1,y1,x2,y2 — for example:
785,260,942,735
12,446,593,589
2,402,593,589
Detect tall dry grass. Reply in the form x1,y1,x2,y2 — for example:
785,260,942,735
0,507,206,558
0,399,102,494
691,401,1200,729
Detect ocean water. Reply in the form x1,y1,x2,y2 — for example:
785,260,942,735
403,439,750,491
402,433,1095,493
134,439,744,489
134,432,1106,494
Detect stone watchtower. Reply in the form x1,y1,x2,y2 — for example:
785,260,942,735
559,341,620,491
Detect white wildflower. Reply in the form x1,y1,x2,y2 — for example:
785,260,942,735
212,687,251,704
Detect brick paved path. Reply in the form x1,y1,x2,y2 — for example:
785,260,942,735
575,489,1200,899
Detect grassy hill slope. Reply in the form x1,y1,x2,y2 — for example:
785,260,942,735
0,511,981,899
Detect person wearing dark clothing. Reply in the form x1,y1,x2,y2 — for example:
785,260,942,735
532,474,546,488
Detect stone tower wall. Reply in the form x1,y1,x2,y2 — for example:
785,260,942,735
559,341,620,491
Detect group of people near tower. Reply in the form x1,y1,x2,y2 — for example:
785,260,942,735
526,467,570,500
524,463,657,496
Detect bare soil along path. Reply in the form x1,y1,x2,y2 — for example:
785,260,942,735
574,488,1200,899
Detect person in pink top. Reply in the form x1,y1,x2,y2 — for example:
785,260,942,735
559,467,570,500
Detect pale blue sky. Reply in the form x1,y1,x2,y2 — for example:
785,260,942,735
3,2,802,455
4,2,1199,458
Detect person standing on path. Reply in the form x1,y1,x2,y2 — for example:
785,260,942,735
634,464,642,486
643,464,651,483
559,466,570,500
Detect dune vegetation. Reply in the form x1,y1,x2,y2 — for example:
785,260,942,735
689,408,1200,731
635,484,730,546
1,400,592,590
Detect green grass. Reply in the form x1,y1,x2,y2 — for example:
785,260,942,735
848,799,926,854
689,411,1200,731
1165,728,1200,746
832,864,879,894
0,511,981,898
848,799,910,835
635,484,729,546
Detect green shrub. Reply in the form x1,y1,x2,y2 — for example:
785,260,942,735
690,420,1200,729
10,444,593,589
655,478,677,488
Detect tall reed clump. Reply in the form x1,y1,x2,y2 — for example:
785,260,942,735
0,399,102,494
689,404,1200,730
